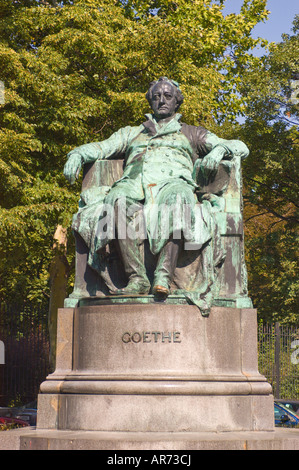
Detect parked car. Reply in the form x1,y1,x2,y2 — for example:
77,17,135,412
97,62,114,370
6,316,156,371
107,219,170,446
11,401,37,426
0,407,14,418
0,416,29,428
0,400,37,426
275,399,299,416
274,401,299,427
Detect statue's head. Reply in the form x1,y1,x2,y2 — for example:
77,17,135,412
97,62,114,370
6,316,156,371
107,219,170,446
146,77,184,120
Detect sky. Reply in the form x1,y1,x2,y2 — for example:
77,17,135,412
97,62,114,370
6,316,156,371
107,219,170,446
222,0,298,54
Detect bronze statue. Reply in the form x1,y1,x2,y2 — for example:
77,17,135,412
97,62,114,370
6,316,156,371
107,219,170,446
64,77,249,314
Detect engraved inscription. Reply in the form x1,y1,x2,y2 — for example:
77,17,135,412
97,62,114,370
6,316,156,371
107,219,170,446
122,331,181,343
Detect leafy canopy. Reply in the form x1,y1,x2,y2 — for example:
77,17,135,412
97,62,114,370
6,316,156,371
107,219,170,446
239,16,299,323
0,0,270,304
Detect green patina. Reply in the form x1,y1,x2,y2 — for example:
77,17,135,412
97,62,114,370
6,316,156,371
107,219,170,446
64,78,252,315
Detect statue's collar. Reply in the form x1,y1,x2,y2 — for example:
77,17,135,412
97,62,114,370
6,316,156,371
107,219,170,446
143,113,182,136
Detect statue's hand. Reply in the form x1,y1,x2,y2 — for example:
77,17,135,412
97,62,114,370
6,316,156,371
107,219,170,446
200,146,225,181
63,152,83,184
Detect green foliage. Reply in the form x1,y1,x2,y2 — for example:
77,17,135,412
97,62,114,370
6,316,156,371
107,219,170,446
0,0,270,305
245,226,298,323
239,16,299,323
3,0,296,325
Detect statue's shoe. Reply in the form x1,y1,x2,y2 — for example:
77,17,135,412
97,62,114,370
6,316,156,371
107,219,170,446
113,280,150,295
152,284,170,299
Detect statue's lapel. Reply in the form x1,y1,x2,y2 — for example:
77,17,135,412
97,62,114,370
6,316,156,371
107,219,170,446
143,114,182,137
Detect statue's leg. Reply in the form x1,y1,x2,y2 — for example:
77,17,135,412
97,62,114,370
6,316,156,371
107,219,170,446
114,238,150,295
152,238,182,298
112,199,150,295
70,232,103,298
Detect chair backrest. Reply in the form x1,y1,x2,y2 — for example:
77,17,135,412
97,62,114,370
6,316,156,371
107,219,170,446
82,160,124,192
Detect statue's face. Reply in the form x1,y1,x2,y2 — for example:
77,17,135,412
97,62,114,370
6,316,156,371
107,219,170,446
151,82,178,120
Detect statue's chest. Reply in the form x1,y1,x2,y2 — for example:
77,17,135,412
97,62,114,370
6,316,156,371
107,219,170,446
126,131,193,163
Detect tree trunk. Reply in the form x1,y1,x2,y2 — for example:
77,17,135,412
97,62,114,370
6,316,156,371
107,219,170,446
48,225,69,372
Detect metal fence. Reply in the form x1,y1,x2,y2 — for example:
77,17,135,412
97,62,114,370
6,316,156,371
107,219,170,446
0,302,50,406
0,301,298,406
258,322,299,399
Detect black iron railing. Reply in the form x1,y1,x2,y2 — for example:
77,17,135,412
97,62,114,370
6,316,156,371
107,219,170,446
258,322,299,399
0,302,50,406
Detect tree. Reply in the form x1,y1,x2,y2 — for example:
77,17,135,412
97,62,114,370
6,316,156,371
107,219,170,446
239,15,299,323
0,0,271,310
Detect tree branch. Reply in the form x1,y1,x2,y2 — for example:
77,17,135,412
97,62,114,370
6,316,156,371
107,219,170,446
244,211,269,223
246,177,299,209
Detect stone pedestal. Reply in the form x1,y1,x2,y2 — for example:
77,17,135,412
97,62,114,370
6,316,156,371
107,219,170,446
37,303,274,433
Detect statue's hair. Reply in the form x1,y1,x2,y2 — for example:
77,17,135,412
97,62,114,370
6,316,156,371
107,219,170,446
146,77,184,107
